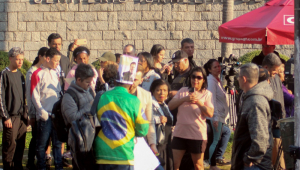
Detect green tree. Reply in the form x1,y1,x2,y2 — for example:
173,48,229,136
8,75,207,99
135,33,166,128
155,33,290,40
238,50,289,64
92,60,101,70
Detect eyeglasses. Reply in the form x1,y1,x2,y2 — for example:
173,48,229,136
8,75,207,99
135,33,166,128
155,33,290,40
191,75,203,80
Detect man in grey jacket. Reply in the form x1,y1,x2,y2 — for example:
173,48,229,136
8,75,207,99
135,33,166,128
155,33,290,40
61,63,95,127
61,63,95,169
231,63,273,170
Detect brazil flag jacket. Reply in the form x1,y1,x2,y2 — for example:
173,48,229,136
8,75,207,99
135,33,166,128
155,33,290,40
94,86,149,165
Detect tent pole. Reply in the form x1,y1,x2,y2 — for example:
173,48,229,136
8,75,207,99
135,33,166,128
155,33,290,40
294,0,300,168
221,0,234,58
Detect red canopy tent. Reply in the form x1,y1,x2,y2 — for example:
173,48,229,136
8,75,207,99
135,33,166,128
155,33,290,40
218,0,294,45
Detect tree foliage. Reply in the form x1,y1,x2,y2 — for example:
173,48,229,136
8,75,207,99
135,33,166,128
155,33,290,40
238,50,289,65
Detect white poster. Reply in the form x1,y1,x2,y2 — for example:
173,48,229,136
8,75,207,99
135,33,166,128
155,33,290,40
134,137,160,170
116,55,139,84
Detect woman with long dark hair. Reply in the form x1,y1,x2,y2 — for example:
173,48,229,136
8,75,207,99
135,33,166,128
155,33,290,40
168,67,214,170
150,44,172,81
138,52,161,91
203,59,230,170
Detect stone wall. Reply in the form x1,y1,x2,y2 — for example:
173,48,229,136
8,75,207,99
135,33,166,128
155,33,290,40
0,0,294,65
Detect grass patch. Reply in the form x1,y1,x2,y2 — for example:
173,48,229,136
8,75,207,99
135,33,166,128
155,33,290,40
0,131,234,169
224,133,234,161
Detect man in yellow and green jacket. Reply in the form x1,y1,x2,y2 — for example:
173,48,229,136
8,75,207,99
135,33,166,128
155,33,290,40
93,84,149,170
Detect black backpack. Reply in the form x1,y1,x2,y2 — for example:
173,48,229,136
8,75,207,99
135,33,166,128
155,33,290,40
269,99,283,129
68,91,103,170
52,88,93,142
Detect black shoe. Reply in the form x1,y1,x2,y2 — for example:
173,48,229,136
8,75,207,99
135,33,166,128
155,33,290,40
25,164,37,170
216,158,231,166
63,157,73,168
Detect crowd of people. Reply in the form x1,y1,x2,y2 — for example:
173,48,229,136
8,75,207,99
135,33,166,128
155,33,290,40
0,32,294,170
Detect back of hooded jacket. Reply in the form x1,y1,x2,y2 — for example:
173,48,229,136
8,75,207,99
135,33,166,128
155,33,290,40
61,81,95,126
231,81,274,170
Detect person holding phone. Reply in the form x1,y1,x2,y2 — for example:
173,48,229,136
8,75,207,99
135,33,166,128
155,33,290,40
204,59,230,170
138,52,161,91
68,39,88,66
168,67,214,170
150,44,172,82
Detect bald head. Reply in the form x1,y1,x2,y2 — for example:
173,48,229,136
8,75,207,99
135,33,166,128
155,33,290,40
123,44,136,56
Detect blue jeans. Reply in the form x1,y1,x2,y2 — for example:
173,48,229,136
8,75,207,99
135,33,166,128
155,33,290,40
208,120,222,163
155,165,164,170
216,125,231,159
36,118,62,170
95,164,134,170
244,165,262,170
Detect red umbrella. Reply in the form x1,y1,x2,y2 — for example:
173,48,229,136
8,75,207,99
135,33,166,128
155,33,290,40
218,0,294,45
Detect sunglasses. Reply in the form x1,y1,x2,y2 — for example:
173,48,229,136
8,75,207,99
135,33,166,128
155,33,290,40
191,75,203,80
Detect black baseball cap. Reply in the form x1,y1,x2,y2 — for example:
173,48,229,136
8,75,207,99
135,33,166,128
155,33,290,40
169,50,188,63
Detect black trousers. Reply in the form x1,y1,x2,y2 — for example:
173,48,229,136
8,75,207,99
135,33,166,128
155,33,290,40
2,116,27,170
27,120,37,167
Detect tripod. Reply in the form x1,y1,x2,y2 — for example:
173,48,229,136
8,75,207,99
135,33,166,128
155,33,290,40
225,85,237,130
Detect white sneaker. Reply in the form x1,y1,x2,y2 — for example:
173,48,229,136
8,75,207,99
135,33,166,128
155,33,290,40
63,151,72,159
204,159,210,168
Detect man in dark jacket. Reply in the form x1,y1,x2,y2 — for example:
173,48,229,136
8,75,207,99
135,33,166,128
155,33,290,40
251,44,283,66
0,47,28,170
262,53,286,168
172,38,197,81
232,63,273,170
180,38,197,69
262,53,285,118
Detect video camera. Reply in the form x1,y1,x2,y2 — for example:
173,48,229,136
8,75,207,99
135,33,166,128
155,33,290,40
285,55,294,94
218,54,242,128
218,54,242,92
